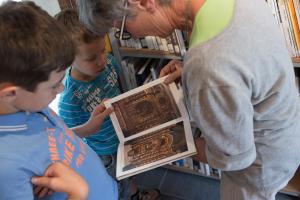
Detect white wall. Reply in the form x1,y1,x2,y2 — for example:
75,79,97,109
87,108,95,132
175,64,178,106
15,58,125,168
0,0,21,4
0,0,61,16
31,0,61,16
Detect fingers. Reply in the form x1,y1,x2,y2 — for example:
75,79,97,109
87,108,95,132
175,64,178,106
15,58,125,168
165,71,180,84
159,60,179,77
31,162,72,198
93,104,106,114
158,60,182,84
92,99,113,116
165,64,182,84
97,107,113,119
44,162,62,177
33,185,43,195
38,187,52,198
31,177,54,191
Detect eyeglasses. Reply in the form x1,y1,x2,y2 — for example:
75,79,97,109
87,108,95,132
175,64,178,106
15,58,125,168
114,0,132,40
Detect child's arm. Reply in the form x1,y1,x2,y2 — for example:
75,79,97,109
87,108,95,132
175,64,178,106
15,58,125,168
31,162,88,200
71,104,113,138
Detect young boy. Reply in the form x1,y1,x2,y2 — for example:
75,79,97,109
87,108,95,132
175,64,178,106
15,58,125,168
0,1,117,200
56,9,121,159
55,9,160,200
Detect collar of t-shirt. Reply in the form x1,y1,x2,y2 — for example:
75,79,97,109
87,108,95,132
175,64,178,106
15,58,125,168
0,108,57,133
189,0,235,48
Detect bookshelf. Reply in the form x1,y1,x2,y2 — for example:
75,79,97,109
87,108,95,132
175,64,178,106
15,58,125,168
108,30,185,91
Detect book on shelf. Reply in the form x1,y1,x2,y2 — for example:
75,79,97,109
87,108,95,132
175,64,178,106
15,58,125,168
266,0,300,57
142,73,153,85
287,0,300,50
136,58,153,86
104,77,197,180
167,158,222,179
117,29,187,57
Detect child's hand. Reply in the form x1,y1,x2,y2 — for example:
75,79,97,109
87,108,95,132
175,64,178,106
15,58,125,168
74,103,113,137
159,60,183,84
31,162,88,200
33,185,53,199
86,103,113,134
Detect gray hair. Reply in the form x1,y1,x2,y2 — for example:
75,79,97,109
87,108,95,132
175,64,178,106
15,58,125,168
77,0,124,36
77,0,172,36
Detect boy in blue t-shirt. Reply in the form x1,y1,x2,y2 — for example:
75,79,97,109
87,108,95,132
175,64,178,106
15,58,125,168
0,2,117,200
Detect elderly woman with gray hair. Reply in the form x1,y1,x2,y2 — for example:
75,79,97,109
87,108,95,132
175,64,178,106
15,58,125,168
77,0,300,200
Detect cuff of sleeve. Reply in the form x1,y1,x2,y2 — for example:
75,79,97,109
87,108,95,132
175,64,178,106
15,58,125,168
206,145,256,171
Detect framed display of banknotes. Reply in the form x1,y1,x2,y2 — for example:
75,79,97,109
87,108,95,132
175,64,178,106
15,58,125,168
104,76,196,180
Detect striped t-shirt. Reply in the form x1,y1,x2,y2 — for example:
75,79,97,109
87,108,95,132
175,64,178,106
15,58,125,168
58,54,121,155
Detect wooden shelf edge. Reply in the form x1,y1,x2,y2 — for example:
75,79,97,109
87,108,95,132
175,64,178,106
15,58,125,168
119,47,182,60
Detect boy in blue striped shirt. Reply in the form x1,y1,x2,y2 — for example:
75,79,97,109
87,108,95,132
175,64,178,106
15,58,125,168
55,9,134,199
56,10,121,157
56,10,161,200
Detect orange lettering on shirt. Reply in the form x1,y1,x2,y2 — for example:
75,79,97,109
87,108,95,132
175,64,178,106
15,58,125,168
48,135,56,146
63,139,75,165
46,128,55,133
65,140,75,152
64,125,74,140
76,153,85,167
63,148,73,165
48,135,59,161
50,151,60,161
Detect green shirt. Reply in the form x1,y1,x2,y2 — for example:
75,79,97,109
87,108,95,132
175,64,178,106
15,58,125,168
190,0,235,48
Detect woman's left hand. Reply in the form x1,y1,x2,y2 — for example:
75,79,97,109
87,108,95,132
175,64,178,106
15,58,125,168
159,60,183,84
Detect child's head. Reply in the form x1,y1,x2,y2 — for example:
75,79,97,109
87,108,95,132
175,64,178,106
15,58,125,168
0,1,75,113
55,9,107,81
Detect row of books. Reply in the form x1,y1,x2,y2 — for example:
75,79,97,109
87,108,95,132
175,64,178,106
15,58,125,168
119,29,187,57
266,0,300,57
169,157,222,179
121,57,170,90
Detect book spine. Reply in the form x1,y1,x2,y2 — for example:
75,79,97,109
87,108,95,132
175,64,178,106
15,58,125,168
287,0,300,51
174,29,187,57
293,0,300,29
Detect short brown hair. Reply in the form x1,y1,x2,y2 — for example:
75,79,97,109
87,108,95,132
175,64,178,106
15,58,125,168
0,1,75,92
55,9,101,46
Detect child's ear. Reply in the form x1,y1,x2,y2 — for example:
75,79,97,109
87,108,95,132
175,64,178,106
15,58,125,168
0,85,18,103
